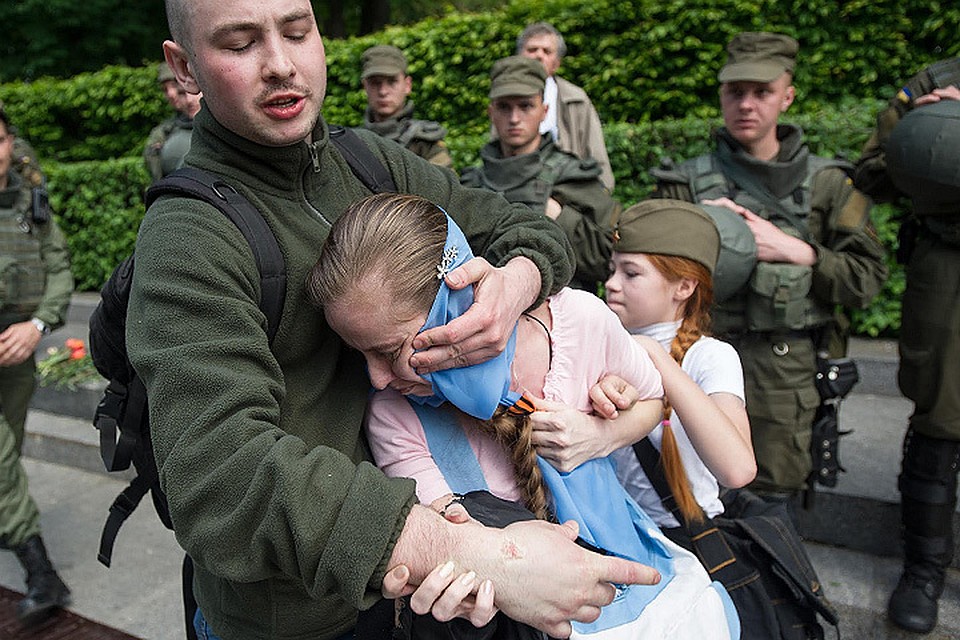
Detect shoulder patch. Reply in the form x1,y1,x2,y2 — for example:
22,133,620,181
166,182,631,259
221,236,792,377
836,189,870,232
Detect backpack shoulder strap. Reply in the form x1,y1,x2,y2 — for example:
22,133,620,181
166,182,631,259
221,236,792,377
631,438,686,525
328,125,398,194
145,167,285,343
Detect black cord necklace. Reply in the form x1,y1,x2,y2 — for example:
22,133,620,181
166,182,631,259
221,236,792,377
521,311,553,365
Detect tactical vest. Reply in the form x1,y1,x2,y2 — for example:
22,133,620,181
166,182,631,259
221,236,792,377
0,174,47,318
465,150,571,215
670,153,845,334
159,122,193,177
396,119,446,147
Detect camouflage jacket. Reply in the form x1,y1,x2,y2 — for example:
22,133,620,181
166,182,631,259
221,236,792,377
0,171,73,328
363,102,452,169
653,126,887,335
461,134,619,288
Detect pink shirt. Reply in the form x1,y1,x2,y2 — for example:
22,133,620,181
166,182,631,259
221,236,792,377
365,288,664,505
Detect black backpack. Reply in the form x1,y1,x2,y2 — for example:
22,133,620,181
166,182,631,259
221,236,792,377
90,126,396,567
632,439,839,640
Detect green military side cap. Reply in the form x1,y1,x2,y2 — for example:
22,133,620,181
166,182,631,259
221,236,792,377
489,55,546,99
157,61,176,84
718,32,798,83
612,199,721,274
361,45,407,79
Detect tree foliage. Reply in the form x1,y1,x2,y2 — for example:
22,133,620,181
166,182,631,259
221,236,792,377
0,0,510,82
4,0,951,336
0,0,169,82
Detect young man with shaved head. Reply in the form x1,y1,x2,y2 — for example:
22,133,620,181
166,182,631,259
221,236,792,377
133,1,660,638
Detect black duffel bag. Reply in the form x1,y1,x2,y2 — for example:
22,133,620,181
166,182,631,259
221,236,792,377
634,440,839,640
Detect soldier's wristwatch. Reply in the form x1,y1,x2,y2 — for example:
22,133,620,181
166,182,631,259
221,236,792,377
30,318,50,335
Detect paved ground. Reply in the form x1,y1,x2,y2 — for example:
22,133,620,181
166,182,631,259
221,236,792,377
2,294,958,639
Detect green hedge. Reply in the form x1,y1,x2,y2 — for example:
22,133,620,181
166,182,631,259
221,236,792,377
2,0,958,162
7,0,936,336
44,103,904,337
46,157,148,291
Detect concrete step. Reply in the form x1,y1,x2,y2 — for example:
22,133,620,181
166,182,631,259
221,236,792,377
13,423,960,640
28,295,960,635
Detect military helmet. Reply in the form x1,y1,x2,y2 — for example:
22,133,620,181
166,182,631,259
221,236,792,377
700,204,758,302
887,99,960,214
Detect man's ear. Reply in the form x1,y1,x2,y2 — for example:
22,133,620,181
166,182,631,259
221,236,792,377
781,84,796,113
164,40,200,95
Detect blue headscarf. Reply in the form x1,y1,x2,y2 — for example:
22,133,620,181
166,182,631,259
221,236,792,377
406,214,520,420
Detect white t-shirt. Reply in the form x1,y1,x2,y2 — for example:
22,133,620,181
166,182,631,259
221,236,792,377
611,324,745,527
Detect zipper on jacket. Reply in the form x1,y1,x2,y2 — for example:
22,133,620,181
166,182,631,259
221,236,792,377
302,142,332,227
308,141,322,173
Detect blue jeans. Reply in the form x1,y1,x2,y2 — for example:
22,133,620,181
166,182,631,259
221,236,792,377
194,608,355,640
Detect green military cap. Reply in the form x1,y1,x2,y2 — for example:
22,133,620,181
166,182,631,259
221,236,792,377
718,32,798,83
612,199,721,274
489,55,546,99
361,45,407,79
157,61,177,84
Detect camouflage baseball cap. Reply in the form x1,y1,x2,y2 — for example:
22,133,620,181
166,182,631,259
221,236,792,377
612,199,721,274
361,45,407,79
489,55,546,99
718,32,798,83
157,61,177,84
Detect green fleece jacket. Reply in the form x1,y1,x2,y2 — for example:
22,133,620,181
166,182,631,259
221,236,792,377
126,106,573,640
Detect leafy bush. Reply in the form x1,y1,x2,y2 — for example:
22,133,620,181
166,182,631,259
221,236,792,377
1,66,167,162
3,0,958,163
46,157,148,291
7,0,939,337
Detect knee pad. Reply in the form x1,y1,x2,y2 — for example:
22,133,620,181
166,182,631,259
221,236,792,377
899,429,960,538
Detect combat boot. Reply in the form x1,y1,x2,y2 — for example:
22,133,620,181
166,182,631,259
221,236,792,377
888,429,958,634
888,560,944,634
12,534,71,627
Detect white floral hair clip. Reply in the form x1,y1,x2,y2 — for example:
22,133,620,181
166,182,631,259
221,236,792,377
436,246,459,280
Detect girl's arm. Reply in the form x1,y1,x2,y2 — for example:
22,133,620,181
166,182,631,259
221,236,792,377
635,334,756,488
366,390,454,505
530,397,663,473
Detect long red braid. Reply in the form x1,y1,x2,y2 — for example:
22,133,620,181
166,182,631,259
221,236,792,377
645,254,714,524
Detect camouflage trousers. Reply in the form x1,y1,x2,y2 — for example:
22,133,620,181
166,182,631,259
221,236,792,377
899,233,960,441
728,331,819,494
0,357,41,549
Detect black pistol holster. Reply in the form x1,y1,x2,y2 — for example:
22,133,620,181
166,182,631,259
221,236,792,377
809,354,860,491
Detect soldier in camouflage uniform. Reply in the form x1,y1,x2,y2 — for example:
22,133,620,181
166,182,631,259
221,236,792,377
461,56,618,291
143,61,198,183
854,59,960,635
0,105,73,627
360,45,452,170
652,33,887,502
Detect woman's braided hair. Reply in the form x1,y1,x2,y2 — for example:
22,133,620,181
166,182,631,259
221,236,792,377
476,407,551,520
646,253,714,524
